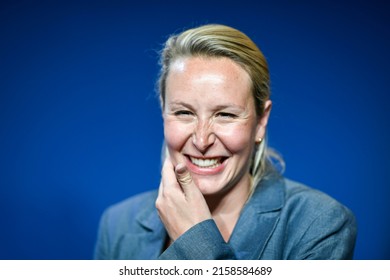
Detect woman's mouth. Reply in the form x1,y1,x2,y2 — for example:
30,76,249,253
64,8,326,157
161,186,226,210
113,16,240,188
189,156,225,168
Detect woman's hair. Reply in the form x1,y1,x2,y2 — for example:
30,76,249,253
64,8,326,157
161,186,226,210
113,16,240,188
157,24,284,191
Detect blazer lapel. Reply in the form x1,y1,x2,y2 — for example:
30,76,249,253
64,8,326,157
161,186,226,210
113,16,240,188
115,192,167,259
229,173,285,259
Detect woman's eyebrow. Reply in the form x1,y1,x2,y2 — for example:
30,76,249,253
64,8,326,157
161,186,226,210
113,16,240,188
213,104,246,111
167,101,192,108
166,101,196,112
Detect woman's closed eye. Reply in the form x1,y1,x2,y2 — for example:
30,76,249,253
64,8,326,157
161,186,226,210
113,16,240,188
174,110,193,116
216,112,238,119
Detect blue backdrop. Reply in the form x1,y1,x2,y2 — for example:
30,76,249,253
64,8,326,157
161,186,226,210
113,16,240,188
1,0,389,259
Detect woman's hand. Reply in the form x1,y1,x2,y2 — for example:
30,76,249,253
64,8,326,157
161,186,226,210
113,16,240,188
155,157,212,241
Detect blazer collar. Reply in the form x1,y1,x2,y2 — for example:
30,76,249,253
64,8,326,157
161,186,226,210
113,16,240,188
134,171,285,224
136,191,163,232
250,171,285,213
128,172,286,260
119,191,166,259
133,172,285,228
229,172,285,259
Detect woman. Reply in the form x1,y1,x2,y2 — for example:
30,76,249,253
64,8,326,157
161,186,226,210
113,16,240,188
94,24,357,259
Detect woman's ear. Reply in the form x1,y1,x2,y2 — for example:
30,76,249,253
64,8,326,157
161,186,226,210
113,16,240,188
255,100,272,140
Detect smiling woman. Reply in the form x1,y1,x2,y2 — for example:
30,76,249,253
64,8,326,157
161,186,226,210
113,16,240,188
94,24,357,260
163,56,267,198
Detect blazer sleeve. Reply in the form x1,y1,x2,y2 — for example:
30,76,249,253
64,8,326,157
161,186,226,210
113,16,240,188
289,202,357,260
159,219,236,260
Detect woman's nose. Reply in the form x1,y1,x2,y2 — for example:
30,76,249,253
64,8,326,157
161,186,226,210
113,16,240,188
192,121,216,153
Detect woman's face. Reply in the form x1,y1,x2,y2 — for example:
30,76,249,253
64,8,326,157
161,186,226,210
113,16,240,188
163,56,270,197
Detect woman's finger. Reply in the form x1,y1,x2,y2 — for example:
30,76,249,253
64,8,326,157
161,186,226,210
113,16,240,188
175,163,192,186
174,163,201,199
161,157,182,192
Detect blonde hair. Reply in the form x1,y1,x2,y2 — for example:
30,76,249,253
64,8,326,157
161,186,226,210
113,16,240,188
157,24,283,190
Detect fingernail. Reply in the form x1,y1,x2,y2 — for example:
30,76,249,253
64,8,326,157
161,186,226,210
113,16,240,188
175,163,187,175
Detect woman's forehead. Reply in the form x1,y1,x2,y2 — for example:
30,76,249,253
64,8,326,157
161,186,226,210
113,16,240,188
168,56,251,85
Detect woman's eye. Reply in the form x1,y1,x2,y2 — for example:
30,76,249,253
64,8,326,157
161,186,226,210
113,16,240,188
174,110,193,116
217,112,237,118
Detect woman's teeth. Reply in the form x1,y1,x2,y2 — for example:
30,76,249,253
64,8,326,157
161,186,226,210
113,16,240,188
190,157,221,168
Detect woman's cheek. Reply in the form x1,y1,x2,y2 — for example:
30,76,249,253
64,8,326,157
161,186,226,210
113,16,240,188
217,124,255,153
164,121,191,152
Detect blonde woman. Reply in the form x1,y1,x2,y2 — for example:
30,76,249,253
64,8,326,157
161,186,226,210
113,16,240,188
94,24,357,259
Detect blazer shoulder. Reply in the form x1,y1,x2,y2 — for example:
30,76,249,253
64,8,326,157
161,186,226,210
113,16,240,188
281,178,357,240
107,190,158,215
281,179,357,259
100,190,159,234
94,189,161,259
283,178,353,215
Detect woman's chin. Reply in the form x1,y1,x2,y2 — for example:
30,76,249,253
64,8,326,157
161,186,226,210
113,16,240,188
192,177,227,197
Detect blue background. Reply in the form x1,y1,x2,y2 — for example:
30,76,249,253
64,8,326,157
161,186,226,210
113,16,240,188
1,0,389,259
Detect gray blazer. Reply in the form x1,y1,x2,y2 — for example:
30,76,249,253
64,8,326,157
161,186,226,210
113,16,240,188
94,172,357,259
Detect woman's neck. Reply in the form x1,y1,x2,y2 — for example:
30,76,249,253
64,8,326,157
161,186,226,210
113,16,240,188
204,174,252,242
